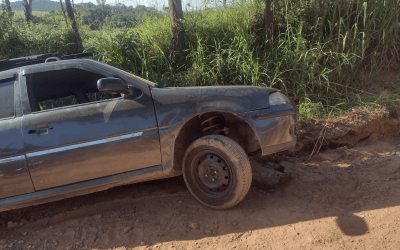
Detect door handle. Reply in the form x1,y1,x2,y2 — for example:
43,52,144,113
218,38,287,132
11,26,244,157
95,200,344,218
28,124,53,135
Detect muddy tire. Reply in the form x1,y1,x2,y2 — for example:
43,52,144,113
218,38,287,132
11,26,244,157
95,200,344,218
182,135,252,209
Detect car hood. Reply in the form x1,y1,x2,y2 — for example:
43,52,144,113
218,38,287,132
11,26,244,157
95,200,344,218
151,85,276,114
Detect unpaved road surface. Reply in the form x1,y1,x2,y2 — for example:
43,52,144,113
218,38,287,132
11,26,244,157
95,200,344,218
1,137,400,250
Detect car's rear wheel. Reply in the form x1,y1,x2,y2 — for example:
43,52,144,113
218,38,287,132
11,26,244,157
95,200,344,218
182,135,252,209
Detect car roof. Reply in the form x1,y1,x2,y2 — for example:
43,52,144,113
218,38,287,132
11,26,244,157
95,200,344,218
0,52,93,72
21,59,103,73
21,59,156,90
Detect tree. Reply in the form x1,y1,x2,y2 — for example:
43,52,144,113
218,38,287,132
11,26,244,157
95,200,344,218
4,0,12,11
163,6,169,14
63,0,83,50
59,0,69,26
168,0,184,51
96,0,106,20
22,0,33,22
96,0,106,7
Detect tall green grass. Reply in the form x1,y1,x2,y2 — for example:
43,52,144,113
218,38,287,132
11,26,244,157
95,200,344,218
2,1,400,120
0,10,77,59
87,0,400,114
12,10,48,19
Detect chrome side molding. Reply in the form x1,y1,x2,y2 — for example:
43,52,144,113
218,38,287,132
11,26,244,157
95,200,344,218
27,131,144,157
0,155,25,164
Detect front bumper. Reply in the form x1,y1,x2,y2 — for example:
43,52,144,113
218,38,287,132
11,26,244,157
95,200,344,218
240,104,297,156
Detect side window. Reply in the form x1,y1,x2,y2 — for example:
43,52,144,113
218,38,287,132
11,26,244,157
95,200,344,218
27,68,120,112
0,80,15,119
38,95,78,111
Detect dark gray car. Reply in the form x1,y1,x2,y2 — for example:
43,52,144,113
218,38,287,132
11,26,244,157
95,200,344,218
0,53,297,211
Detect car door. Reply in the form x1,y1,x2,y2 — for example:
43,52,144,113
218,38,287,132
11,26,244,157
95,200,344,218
0,71,35,199
20,63,162,191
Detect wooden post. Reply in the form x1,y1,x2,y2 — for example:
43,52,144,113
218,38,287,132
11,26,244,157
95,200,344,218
168,0,184,51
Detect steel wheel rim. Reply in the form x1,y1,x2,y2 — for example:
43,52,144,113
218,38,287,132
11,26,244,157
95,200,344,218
191,150,232,195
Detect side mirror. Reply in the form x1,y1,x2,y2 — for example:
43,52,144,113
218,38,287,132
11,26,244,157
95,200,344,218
97,78,128,94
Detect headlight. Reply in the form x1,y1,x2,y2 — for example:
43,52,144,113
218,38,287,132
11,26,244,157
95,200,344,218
269,92,290,105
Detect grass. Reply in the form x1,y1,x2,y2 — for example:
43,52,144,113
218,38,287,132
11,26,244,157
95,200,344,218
86,0,400,122
12,10,48,19
1,0,400,123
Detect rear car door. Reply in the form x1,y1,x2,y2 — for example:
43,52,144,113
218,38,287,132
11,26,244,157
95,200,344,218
20,62,162,191
0,71,35,198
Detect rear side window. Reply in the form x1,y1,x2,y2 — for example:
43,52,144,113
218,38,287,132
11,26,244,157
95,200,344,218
0,80,14,119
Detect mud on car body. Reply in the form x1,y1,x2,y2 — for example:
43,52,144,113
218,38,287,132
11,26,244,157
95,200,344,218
0,53,297,211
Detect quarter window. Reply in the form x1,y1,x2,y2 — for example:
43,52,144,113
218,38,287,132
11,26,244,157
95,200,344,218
0,80,14,119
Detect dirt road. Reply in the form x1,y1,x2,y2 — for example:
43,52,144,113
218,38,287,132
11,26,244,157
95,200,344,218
1,136,400,250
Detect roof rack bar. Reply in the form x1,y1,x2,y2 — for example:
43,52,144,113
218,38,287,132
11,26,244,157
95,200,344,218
61,52,93,60
0,52,93,72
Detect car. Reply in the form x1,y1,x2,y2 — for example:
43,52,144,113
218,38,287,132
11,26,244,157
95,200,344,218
0,53,297,211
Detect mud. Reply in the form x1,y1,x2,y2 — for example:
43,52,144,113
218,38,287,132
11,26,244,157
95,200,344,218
297,107,399,150
1,111,400,250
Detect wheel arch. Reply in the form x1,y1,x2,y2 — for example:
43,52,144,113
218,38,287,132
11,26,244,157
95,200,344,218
171,111,261,173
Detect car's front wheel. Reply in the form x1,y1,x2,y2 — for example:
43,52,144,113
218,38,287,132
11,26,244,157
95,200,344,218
182,135,252,209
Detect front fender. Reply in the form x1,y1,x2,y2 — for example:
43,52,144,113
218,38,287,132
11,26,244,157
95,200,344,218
239,104,297,156
150,86,273,175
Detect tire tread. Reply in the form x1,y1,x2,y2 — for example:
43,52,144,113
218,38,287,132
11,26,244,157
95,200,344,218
183,135,252,209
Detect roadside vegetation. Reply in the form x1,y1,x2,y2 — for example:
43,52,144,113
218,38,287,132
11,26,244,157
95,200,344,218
1,0,399,121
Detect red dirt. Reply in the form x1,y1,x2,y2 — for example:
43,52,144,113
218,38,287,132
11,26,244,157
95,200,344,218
297,107,399,149
1,111,400,250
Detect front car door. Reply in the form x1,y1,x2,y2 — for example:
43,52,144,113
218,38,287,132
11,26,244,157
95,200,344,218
20,61,162,191
0,71,35,198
